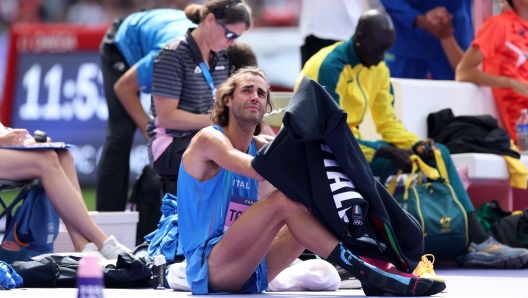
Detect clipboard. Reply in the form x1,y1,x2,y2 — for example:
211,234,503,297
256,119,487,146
0,142,74,150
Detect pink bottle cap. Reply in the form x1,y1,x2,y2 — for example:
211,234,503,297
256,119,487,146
77,255,103,278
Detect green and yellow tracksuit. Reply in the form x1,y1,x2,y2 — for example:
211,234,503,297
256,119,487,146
294,37,420,163
294,37,475,212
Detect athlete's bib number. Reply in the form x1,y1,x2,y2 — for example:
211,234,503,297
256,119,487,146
224,194,256,232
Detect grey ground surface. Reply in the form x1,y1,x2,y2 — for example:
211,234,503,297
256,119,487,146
3,268,528,297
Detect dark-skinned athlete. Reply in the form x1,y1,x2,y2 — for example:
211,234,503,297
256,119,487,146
296,9,528,271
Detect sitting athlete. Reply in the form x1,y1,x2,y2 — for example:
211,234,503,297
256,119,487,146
175,66,438,296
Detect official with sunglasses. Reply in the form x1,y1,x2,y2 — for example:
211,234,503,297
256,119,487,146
147,0,252,195
97,9,196,212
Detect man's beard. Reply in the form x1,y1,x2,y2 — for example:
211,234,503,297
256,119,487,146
232,104,264,127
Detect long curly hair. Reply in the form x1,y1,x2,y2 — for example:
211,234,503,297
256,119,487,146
211,66,273,135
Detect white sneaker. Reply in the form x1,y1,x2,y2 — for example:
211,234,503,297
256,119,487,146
99,235,131,260
81,242,107,261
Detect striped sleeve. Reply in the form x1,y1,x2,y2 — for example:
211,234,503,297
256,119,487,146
152,45,184,99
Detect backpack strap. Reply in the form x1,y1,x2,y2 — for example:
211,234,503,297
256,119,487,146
386,170,403,195
433,149,449,183
404,155,440,199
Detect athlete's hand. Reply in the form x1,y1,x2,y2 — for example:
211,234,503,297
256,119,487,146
425,6,452,25
376,146,413,171
510,79,528,97
414,139,437,160
416,7,453,39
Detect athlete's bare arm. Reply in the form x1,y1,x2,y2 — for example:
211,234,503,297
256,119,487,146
456,46,528,96
253,134,271,150
252,134,276,197
114,64,149,141
182,126,265,182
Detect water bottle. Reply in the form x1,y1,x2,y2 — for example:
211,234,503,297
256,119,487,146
152,254,166,290
516,108,528,152
77,255,104,298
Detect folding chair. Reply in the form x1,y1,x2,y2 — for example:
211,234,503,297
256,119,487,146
0,179,38,264
0,179,39,223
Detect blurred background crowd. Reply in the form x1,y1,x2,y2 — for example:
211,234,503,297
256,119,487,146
1,0,306,94
0,0,304,29
0,0,506,30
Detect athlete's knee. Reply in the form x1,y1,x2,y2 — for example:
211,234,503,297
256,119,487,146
56,149,74,163
35,150,62,171
265,189,292,204
265,190,309,216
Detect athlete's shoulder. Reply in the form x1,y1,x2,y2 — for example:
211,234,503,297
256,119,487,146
373,61,390,76
482,10,514,28
196,126,224,143
163,37,186,51
186,127,230,162
319,41,359,76
253,134,272,150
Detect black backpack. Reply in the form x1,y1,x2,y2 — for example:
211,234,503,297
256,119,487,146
10,252,152,288
129,165,162,246
494,209,528,250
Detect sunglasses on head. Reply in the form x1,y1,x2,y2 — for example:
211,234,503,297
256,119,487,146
220,23,240,40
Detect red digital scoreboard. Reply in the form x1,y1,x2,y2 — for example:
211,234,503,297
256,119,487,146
1,23,149,185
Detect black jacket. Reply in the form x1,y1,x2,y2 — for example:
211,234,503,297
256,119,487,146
427,108,519,158
252,77,424,272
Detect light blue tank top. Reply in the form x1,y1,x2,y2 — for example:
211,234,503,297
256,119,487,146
177,125,258,258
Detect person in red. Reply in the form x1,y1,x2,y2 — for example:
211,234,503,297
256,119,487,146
456,0,528,142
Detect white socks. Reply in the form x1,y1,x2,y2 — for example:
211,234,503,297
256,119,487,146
99,235,131,260
81,236,131,260
81,242,107,261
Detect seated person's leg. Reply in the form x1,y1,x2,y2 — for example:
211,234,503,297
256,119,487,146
0,149,130,257
54,150,108,250
206,190,432,296
0,149,101,251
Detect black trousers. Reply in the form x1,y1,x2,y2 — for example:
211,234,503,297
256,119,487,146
96,17,136,211
300,35,340,68
152,132,197,196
